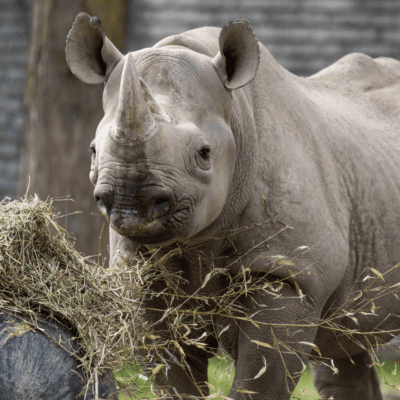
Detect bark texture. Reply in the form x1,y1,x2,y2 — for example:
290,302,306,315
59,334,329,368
20,0,128,257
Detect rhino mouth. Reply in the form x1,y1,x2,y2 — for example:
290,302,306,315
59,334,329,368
105,204,191,245
94,184,193,244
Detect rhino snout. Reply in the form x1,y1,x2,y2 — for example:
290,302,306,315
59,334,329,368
94,185,115,216
94,184,175,221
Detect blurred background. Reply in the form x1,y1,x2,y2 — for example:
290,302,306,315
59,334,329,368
1,0,400,257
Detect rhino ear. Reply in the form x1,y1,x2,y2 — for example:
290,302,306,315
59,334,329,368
212,20,260,90
66,12,123,84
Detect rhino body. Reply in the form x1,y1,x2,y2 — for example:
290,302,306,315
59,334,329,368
67,13,400,399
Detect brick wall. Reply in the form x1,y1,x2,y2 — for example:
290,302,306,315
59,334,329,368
1,0,400,200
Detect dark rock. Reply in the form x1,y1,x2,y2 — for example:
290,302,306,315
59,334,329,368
0,311,118,400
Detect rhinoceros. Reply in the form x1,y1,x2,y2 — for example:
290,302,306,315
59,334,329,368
66,12,400,400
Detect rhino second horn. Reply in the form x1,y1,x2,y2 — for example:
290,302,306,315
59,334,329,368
140,78,172,123
112,53,156,142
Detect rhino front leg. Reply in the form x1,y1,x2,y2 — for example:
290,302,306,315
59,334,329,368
226,287,320,400
154,343,211,398
143,278,219,398
310,351,383,400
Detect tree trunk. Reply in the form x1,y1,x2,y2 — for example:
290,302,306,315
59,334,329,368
20,0,128,260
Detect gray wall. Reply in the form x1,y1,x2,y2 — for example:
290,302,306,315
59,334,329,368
126,0,400,76
2,0,400,200
0,0,31,200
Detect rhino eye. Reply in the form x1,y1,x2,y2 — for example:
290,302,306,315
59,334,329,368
90,145,96,155
199,146,210,160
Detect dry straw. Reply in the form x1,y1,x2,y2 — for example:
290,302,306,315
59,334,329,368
0,196,399,399
0,195,151,396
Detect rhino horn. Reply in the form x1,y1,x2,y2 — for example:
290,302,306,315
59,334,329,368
112,53,156,142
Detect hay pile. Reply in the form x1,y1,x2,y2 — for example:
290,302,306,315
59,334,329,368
0,195,149,389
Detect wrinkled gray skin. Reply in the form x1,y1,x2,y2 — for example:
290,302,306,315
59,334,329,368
66,13,400,400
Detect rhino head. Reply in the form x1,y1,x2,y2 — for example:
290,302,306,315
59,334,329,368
66,13,259,246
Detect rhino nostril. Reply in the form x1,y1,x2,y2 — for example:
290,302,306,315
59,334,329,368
154,197,169,207
149,191,174,217
94,186,115,215
152,197,170,213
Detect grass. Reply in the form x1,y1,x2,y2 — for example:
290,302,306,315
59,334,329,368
113,356,400,399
